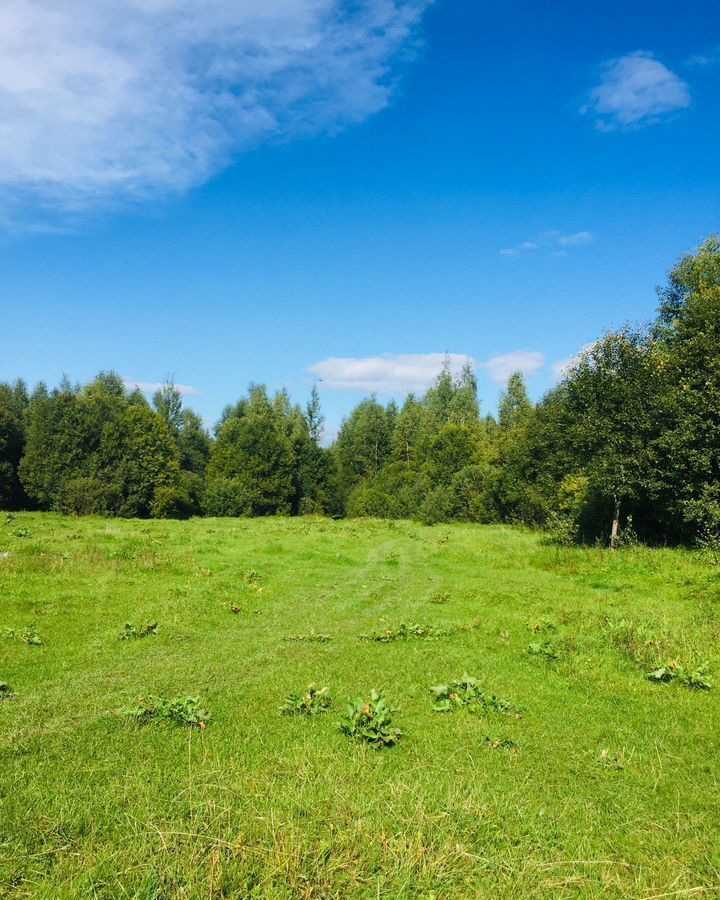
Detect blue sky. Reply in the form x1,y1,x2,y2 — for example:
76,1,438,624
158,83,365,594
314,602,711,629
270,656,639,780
1,0,718,437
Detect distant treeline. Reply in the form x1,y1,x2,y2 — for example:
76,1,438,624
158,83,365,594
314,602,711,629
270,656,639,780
1,237,718,546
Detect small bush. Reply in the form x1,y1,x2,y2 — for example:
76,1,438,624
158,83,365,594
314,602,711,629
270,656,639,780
283,631,331,643
2,627,44,646
526,637,562,660
125,696,211,728
647,662,712,690
363,619,479,642
242,570,263,591
280,685,332,716
430,674,514,714
527,618,557,633
340,690,402,749
364,622,437,642
483,736,518,751
119,622,158,641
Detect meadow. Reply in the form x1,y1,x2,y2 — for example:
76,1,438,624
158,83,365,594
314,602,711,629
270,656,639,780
1,513,719,899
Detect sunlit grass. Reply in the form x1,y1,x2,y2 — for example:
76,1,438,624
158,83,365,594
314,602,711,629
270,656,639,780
1,513,719,898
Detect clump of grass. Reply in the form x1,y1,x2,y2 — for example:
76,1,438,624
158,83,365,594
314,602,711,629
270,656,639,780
125,695,211,729
119,622,158,641
430,673,514,714
363,618,479,642
364,622,438,642
526,618,557,633
429,591,450,604
283,631,331,643
339,690,402,749
603,616,672,669
0,682,15,700
242,570,263,591
526,637,564,660
647,661,712,690
483,735,518,751
2,627,44,646
280,685,332,716
605,616,711,688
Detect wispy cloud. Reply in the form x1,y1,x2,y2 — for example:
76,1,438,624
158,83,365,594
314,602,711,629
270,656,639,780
550,343,597,381
685,45,720,68
0,0,432,229
308,353,471,394
478,351,545,384
309,349,546,393
581,51,690,131
500,230,594,257
123,380,202,397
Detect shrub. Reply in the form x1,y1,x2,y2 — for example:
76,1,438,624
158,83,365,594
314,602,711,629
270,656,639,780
363,622,438,642
119,622,158,641
340,690,402,749
363,619,479,642
280,685,332,716
283,631,331,643
2,627,44,646
430,674,513,714
647,662,712,690
526,638,562,660
57,476,117,516
125,695,211,728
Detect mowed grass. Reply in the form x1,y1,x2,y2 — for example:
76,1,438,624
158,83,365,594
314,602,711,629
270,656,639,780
1,514,719,899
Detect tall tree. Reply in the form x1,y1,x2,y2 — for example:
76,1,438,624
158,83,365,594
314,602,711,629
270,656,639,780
498,371,532,429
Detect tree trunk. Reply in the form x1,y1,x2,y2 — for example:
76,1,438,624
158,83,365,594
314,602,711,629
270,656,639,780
610,497,621,551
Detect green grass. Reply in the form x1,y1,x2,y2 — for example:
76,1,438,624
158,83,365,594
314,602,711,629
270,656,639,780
1,513,719,898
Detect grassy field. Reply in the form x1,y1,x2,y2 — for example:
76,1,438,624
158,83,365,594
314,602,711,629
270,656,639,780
1,513,719,899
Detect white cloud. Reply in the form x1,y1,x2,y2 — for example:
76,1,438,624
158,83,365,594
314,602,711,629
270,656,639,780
581,51,690,131
478,351,544,384
685,45,720,68
308,353,471,394
501,230,594,257
557,230,593,247
0,0,431,228
123,380,201,396
550,343,597,381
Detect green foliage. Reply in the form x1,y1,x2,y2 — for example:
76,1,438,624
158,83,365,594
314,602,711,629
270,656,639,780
18,372,184,518
206,385,295,516
119,622,158,641
279,685,332,716
430,674,513,714
363,621,438,641
498,371,532,429
339,690,402,749
483,735,518,751
282,631,331,643
125,695,211,728
646,662,712,690
3,236,720,544
363,618,479,641
526,638,562,660
526,618,557,633
2,515,719,896
2,627,44,646
0,379,28,509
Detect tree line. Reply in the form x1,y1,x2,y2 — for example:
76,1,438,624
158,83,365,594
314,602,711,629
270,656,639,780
1,237,718,546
